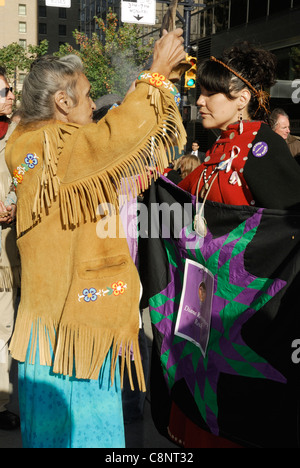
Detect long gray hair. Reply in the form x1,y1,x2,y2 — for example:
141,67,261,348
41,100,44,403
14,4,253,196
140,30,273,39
19,55,84,124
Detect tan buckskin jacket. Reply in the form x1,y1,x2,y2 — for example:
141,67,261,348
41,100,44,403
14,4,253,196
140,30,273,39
5,73,186,389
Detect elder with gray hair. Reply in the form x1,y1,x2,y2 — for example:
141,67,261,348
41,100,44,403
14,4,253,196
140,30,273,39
269,108,290,140
5,29,186,448
269,108,300,159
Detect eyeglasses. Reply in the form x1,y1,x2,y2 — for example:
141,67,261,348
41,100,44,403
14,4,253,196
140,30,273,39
0,87,13,98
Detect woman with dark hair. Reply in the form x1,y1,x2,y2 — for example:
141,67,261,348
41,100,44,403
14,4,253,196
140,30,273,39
169,43,300,448
179,42,300,210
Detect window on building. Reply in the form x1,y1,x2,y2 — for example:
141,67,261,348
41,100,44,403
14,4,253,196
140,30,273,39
229,0,248,27
19,39,27,49
19,22,27,33
269,0,290,14
272,45,300,80
59,8,67,19
248,0,268,21
18,73,26,85
18,4,26,16
59,24,67,36
290,45,300,79
39,5,47,17
39,23,47,35
214,4,229,33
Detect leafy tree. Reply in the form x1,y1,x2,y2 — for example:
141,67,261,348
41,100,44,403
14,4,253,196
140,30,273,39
0,43,27,78
56,12,154,99
0,40,49,77
0,40,49,100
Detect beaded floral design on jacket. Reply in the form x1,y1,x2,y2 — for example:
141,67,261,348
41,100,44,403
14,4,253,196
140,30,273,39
13,153,39,188
78,281,127,303
137,72,181,107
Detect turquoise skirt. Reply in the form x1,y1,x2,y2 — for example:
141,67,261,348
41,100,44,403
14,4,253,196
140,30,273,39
18,338,125,448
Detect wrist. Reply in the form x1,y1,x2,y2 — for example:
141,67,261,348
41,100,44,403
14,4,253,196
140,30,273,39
150,62,172,79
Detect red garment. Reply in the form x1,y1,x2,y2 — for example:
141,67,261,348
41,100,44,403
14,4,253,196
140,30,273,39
0,118,9,139
162,167,172,176
179,121,261,206
168,403,242,448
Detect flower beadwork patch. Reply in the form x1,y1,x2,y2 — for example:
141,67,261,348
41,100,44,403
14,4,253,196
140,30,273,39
149,72,166,88
174,92,181,107
13,153,39,188
137,71,181,106
25,153,39,168
78,281,127,303
111,281,126,296
82,288,98,303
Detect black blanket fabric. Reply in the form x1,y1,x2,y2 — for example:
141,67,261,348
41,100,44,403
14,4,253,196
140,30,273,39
139,177,300,448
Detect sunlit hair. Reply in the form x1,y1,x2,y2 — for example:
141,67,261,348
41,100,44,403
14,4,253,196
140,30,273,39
173,153,201,179
19,55,84,124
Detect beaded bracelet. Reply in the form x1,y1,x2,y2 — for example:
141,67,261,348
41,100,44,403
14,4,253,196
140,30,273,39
137,71,181,107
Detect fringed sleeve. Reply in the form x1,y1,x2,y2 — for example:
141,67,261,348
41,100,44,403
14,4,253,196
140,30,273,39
59,73,186,228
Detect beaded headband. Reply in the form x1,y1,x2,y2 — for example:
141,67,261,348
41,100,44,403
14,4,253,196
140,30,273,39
210,56,270,116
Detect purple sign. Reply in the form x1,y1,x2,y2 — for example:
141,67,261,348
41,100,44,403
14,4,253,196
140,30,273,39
175,259,214,357
252,141,269,158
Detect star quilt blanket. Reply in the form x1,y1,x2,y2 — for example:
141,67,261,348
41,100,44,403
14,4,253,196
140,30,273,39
139,176,300,448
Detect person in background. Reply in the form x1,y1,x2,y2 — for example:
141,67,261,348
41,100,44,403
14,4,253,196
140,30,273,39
175,153,201,179
269,108,300,159
190,140,205,162
269,108,290,140
165,153,201,184
0,66,20,430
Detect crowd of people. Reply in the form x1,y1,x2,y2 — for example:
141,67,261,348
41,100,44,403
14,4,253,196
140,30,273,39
0,31,300,448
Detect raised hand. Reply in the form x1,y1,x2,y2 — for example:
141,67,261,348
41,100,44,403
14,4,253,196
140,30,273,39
150,28,186,79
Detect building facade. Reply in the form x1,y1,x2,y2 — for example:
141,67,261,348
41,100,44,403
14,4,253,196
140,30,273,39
38,0,81,54
0,1,81,91
0,0,38,49
0,1,81,53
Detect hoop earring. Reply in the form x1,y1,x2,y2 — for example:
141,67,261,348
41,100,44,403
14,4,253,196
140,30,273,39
239,112,243,135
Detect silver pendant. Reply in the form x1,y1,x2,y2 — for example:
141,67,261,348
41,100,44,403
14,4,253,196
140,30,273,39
193,214,207,238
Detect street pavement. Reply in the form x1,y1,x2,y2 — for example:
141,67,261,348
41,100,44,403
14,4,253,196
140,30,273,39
0,309,176,449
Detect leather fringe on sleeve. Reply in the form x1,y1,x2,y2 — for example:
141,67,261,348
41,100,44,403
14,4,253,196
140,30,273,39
59,79,186,228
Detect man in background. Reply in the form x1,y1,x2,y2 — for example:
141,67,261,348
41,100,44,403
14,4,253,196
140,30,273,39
190,139,205,162
269,108,300,160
